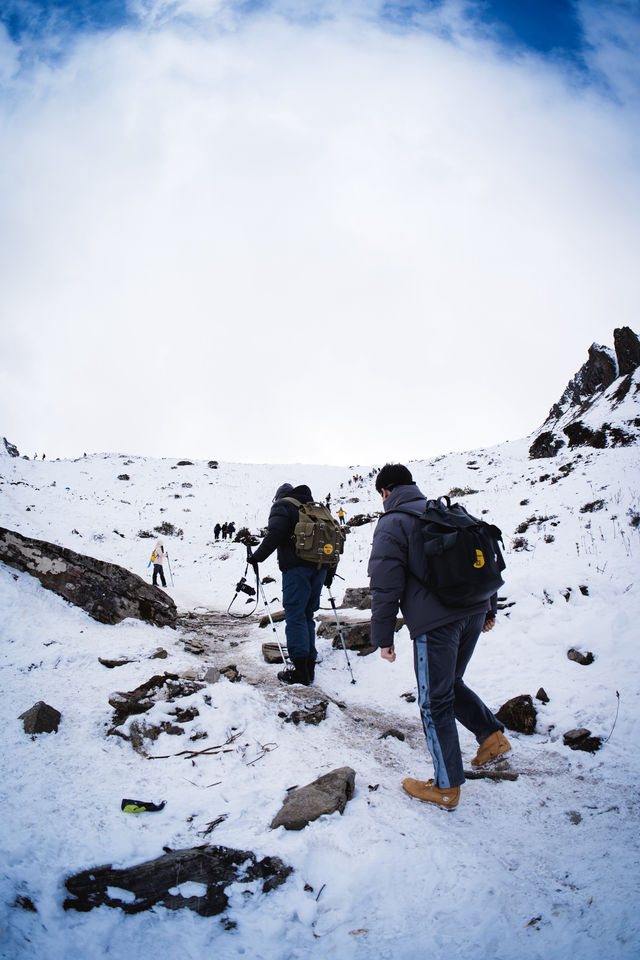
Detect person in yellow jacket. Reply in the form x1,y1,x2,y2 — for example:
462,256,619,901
338,507,346,525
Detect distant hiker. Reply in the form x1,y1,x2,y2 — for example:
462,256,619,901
227,521,236,540
248,482,334,686
151,539,167,588
338,507,346,525
221,522,228,540
368,463,509,811
325,493,331,506
214,523,222,540
42,453,45,461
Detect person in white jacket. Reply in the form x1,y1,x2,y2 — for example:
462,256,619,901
152,540,167,588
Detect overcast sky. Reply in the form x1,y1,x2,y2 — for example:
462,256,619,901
1,0,639,465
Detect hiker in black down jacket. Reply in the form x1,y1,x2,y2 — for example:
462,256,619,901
368,463,509,811
249,482,328,686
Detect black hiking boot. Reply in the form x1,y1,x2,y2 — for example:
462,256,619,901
277,658,311,686
307,656,316,683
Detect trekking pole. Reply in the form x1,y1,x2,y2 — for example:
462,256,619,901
166,554,174,587
326,583,356,684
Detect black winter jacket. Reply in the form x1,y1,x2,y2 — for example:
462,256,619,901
368,484,493,648
251,484,318,572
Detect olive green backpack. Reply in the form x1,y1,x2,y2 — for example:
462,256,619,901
285,498,346,568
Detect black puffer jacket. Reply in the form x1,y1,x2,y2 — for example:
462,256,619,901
252,484,317,572
368,484,492,648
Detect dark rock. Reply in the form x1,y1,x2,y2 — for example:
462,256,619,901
567,649,595,666
564,421,607,449
2,437,20,457
270,766,356,831
19,701,61,734
99,657,136,668
340,587,371,610
208,461,219,469
64,845,292,916
529,432,565,460
496,694,537,735
279,702,328,726
0,526,176,628
108,673,203,726
563,728,603,753
150,648,168,659
535,688,550,703
220,664,242,683
614,326,640,376
117,474,130,481
262,641,285,664
401,692,416,703
176,460,193,466
379,728,405,741
551,342,618,418
345,513,380,528
259,610,286,628
14,895,37,912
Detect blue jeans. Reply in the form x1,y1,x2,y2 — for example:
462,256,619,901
282,566,326,661
414,613,502,789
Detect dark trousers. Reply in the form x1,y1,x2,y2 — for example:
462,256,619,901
152,564,167,587
282,566,326,661
413,612,502,789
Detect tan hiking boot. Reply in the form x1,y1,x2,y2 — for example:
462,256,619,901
471,730,511,768
402,778,460,810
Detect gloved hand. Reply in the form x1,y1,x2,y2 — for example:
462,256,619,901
325,567,335,589
247,548,258,568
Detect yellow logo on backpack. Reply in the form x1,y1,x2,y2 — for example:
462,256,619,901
473,550,485,569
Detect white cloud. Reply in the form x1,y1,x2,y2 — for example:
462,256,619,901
1,2,639,463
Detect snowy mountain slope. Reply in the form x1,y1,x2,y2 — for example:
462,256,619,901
1,362,640,959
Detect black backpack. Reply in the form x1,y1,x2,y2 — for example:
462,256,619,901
387,496,505,608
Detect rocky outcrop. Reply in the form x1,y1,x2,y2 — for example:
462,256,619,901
0,526,176,627
64,845,292,916
529,327,640,459
2,436,20,457
270,767,356,831
496,694,537,734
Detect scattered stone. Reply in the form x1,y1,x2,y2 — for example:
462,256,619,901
401,692,416,703
172,706,199,724
259,610,286,628
183,640,205,655
108,673,204,726
379,728,405,742
340,587,371,610
220,664,242,683
317,616,374,655
262,642,285,664
496,694,537,735
117,474,130,481
14,896,37,912
567,649,595,666
204,667,221,683
535,688,550,703
270,767,356,831
563,728,603,753
0,525,177,628
279,701,328,726
99,657,136,669
566,811,583,825
19,701,61,734
150,648,168,659
63,845,292,916
176,460,193,466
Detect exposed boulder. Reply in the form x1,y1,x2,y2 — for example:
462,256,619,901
19,701,61,734
496,694,537,735
64,845,292,916
563,728,603,753
270,767,356,831
316,616,375,655
528,431,565,460
614,326,640,376
567,648,595,666
262,641,285,664
340,587,371,610
0,526,176,628
2,436,20,457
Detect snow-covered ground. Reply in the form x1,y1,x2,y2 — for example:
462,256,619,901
1,405,640,958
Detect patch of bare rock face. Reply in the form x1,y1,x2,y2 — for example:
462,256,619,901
529,326,640,459
0,525,176,627
64,845,292,917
